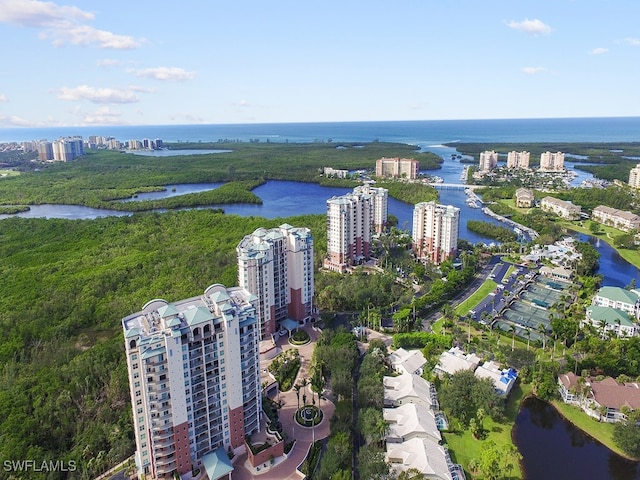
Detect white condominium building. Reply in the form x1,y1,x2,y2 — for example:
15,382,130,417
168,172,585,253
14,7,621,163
629,164,640,188
507,151,530,170
539,151,565,171
353,183,389,233
237,224,314,340
479,150,498,171
592,206,640,232
540,196,581,220
412,201,460,264
122,284,261,480
375,157,419,180
324,189,374,272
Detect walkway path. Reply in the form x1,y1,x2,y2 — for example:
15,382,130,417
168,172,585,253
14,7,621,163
232,324,335,480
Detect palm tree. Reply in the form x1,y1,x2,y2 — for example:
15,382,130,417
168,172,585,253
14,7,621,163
538,323,547,350
598,319,608,340
525,327,531,351
293,383,301,410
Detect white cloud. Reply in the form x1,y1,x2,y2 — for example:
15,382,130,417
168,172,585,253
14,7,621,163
624,37,640,46
44,25,142,49
0,0,142,49
590,47,608,55
522,66,547,75
131,67,196,81
0,114,35,127
97,58,122,68
81,107,125,125
56,85,147,104
0,0,92,27
0,94,7,102
507,18,552,35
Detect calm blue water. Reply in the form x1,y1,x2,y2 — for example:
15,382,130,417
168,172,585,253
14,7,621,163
514,397,640,480
2,117,640,144
575,233,640,288
0,180,504,245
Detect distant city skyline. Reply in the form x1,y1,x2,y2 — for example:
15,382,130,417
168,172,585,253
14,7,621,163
1,0,639,127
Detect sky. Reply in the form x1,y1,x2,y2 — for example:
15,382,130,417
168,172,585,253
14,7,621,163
0,0,639,127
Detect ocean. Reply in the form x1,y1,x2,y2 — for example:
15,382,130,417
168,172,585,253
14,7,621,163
1,117,640,145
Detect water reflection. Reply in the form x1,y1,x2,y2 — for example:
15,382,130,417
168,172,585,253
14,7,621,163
514,397,640,479
575,233,640,288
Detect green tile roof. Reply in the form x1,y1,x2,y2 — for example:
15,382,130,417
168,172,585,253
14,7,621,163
588,305,634,327
597,286,639,305
184,306,214,326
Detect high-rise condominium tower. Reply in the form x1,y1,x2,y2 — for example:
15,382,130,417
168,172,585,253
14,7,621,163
412,201,460,264
237,224,314,339
123,284,260,479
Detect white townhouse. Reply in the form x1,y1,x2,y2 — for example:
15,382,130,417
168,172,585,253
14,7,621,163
434,347,481,377
592,205,640,232
388,348,428,376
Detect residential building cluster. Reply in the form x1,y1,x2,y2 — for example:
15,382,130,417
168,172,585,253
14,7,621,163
383,370,464,480
15,135,165,162
434,347,518,396
559,372,640,423
34,136,84,162
324,180,460,272
477,150,564,173
375,157,419,180
582,286,640,338
324,183,389,272
124,222,313,479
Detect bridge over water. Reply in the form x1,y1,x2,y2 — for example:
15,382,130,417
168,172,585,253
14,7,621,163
428,183,483,190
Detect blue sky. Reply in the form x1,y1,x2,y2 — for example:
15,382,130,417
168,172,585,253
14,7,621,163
0,0,639,127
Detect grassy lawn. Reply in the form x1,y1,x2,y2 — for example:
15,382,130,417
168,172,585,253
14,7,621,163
454,280,498,317
563,220,640,271
443,383,533,479
550,400,637,461
0,169,20,177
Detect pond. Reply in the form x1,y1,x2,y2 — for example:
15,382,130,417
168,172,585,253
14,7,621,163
513,396,640,479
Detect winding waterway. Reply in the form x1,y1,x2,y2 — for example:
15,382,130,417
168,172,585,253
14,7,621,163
514,397,640,479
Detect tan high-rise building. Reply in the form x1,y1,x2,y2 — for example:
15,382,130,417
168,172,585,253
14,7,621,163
629,164,640,188
539,151,565,171
507,151,530,170
375,157,419,180
412,201,460,264
353,183,388,233
237,224,314,339
324,191,372,272
479,151,498,171
123,284,260,479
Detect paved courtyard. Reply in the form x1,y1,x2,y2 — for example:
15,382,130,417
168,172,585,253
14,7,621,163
231,324,335,480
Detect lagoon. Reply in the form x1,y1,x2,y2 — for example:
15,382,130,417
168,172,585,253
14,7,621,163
514,397,640,480
0,180,508,245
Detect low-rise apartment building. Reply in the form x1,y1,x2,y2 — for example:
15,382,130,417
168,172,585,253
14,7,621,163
592,205,640,232
540,196,582,220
